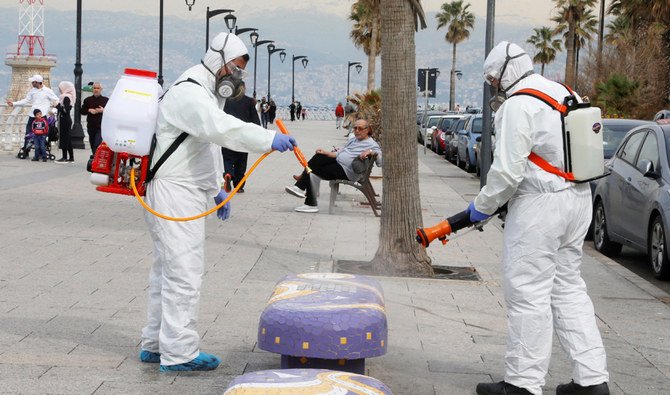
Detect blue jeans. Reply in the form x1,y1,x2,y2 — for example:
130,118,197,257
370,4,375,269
33,135,47,159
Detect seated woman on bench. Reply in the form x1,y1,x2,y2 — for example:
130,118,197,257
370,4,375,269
285,119,382,213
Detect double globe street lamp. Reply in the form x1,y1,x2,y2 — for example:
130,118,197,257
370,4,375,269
291,55,308,103
266,44,286,102
346,61,363,102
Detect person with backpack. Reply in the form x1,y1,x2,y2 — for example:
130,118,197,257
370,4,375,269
139,32,296,373
466,42,610,395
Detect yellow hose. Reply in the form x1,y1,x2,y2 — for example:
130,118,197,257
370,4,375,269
130,151,271,222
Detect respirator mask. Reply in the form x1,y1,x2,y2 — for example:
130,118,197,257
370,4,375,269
487,43,534,112
201,34,248,99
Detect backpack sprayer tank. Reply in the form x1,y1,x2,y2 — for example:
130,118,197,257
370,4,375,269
87,68,162,196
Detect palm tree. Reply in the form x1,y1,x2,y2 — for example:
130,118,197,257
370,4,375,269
436,0,475,111
552,0,598,86
350,0,381,92
605,15,633,49
527,27,562,76
370,0,430,276
608,0,670,102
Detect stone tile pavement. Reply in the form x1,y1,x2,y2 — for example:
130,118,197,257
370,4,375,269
0,119,669,394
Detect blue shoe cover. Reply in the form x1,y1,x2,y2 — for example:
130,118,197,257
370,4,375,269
139,350,160,363
159,352,221,372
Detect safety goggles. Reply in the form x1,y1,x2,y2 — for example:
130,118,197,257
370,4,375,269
224,61,249,80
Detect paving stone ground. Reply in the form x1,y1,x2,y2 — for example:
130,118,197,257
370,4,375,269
0,119,669,394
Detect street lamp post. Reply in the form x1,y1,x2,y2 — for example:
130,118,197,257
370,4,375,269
252,39,273,99
205,7,236,50
291,55,308,103
450,69,462,111
448,68,463,111
346,61,362,102
266,44,285,101
71,0,84,149
234,27,257,37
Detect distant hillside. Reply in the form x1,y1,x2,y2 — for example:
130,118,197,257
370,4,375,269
0,7,565,107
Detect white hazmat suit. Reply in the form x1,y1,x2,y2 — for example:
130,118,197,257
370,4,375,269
142,33,275,366
473,42,609,394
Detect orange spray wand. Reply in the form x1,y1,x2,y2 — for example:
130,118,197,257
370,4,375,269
275,118,311,173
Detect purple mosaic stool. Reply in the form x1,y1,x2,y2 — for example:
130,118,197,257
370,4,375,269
258,273,387,374
223,368,393,394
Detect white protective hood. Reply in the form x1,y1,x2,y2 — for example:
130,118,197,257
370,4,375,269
483,41,534,94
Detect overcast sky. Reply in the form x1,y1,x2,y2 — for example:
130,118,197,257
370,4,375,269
42,0,558,27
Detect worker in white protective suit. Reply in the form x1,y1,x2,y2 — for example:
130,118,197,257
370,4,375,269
140,32,297,372
468,42,610,395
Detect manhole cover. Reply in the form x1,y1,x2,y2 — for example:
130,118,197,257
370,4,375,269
334,260,480,281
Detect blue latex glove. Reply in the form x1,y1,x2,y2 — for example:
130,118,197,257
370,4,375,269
214,189,231,221
467,201,490,223
271,133,297,152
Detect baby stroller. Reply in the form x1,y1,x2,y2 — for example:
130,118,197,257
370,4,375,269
17,117,57,160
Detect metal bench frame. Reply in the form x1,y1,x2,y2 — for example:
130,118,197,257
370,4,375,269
328,153,381,217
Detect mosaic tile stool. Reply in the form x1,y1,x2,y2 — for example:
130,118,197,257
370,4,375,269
258,273,387,374
223,369,393,394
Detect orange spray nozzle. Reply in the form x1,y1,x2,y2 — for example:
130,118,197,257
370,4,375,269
416,220,452,247
275,118,311,173
416,209,473,248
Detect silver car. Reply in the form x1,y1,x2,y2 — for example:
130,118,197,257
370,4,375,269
593,124,670,279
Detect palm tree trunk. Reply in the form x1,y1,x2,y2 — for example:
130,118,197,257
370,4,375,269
367,8,380,91
450,43,457,111
541,63,545,76
371,0,432,276
565,22,576,86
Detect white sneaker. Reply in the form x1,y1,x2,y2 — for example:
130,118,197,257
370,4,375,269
285,186,306,198
295,204,318,213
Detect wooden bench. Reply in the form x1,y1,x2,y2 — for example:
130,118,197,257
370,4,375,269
329,154,381,217
257,273,387,375
223,368,393,394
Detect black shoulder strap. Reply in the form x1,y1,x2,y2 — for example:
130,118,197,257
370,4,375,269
145,78,201,184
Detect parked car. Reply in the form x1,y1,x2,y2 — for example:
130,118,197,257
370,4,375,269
422,115,445,148
653,109,670,121
592,124,670,279
585,119,654,238
474,133,496,177
431,115,462,155
602,119,655,159
417,110,446,144
445,116,468,163
455,115,482,172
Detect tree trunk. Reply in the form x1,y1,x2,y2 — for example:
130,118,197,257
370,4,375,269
565,21,576,86
664,27,670,104
541,63,545,76
367,8,380,92
370,0,433,277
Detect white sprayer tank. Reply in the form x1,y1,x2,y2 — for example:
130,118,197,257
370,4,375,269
101,68,162,156
564,105,604,181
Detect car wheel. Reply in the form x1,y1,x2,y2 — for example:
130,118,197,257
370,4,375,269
593,200,622,257
649,216,670,280
465,150,475,172
456,152,464,169
476,158,480,177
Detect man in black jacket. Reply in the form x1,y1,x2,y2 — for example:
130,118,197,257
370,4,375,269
81,82,109,155
222,82,260,192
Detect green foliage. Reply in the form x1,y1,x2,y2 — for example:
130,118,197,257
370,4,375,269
526,26,562,75
347,90,382,145
435,0,475,45
595,74,639,117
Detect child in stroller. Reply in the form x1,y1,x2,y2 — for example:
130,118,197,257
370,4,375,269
17,109,56,161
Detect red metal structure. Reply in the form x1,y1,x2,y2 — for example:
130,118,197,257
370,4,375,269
16,0,46,56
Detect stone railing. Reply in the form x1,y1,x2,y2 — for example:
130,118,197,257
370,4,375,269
0,104,30,151
0,104,87,151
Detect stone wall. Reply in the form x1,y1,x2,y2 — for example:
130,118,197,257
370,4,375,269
4,55,58,101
